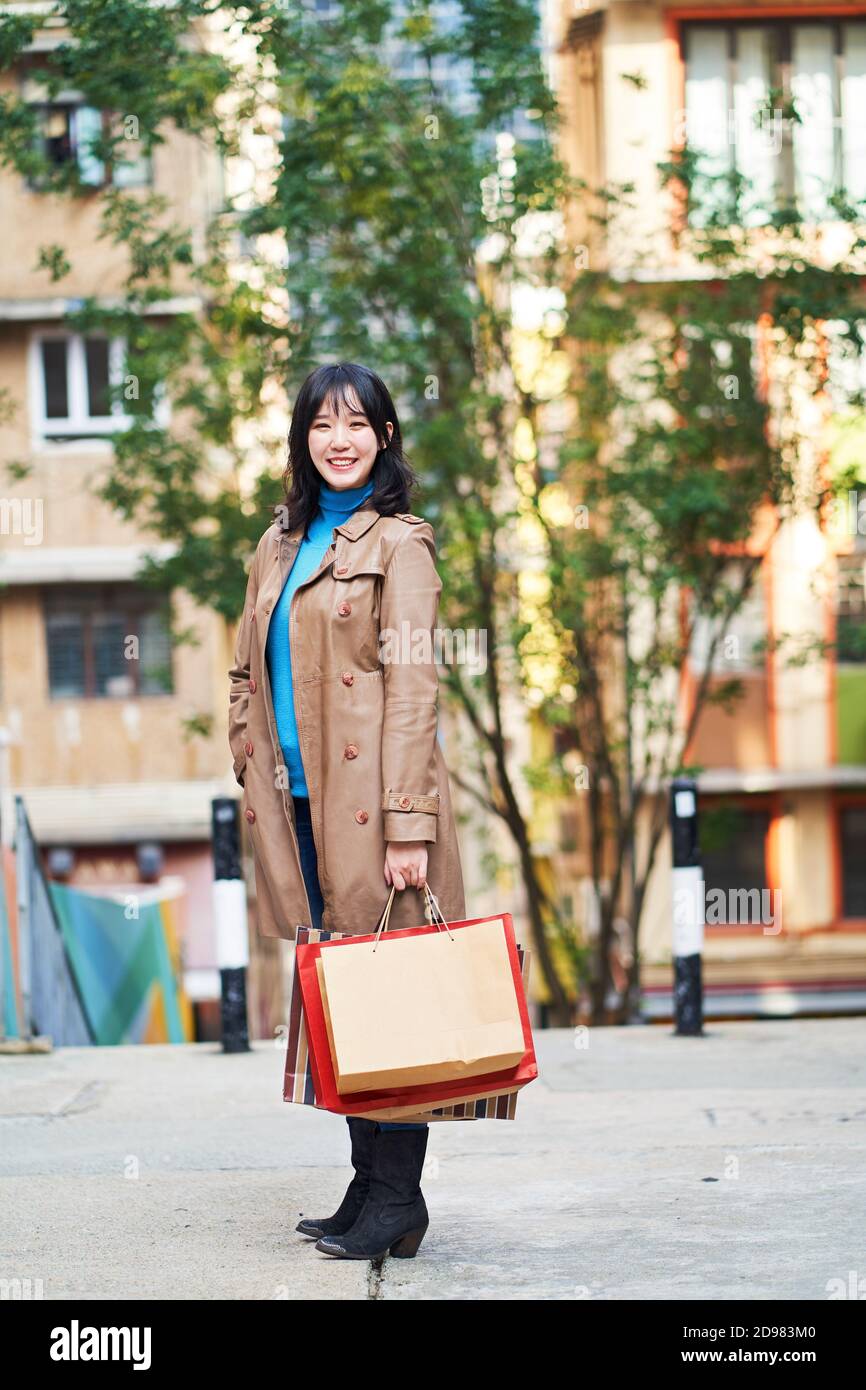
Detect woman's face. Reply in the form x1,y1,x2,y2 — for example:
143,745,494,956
308,392,393,491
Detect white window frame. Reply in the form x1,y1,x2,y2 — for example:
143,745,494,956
29,330,133,444
683,17,866,225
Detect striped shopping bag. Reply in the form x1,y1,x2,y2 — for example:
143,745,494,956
283,925,531,1122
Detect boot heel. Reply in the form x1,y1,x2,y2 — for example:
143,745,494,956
389,1222,428,1258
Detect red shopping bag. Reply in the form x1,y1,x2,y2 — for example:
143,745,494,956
296,909,538,1116
283,925,533,1122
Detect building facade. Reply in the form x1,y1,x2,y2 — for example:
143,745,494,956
0,6,263,1034
550,0,866,1014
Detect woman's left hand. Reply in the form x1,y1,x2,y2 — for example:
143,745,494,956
384,841,428,891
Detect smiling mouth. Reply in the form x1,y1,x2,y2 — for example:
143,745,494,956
327,458,357,467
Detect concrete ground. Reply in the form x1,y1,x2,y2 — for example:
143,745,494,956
1,1017,864,1300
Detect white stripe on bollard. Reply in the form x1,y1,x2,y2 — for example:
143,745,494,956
672,865,705,959
213,878,249,971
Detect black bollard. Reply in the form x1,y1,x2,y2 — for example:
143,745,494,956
670,777,704,1036
212,797,250,1053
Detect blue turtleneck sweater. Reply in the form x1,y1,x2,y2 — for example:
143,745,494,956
265,477,375,796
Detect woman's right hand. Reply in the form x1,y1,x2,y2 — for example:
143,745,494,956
384,840,428,891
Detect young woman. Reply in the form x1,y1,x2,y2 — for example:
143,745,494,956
228,361,467,1260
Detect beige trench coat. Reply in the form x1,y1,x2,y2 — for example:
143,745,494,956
227,503,466,939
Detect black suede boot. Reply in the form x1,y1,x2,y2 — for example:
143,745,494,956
315,1125,430,1259
296,1117,378,1239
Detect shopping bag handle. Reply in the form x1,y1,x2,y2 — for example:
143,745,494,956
372,882,455,950
423,883,449,930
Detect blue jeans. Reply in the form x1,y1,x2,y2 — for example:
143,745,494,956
292,795,426,1133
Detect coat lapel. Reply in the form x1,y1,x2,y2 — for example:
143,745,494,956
334,503,381,541
274,502,382,587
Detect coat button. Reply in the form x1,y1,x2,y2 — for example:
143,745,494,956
341,671,354,686
249,677,257,694
245,808,256,823
399,795,411,808
244,740,254,757
335,565,349,575
344,744,359,760
354,809,368,824
337,601,352,617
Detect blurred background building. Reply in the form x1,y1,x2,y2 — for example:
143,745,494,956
0,6,233,1036
549,0,866,1015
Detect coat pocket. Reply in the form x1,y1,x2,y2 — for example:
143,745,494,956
332,554,386,582
332,559,387,639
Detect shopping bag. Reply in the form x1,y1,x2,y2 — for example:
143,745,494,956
283,925,531,1122
316,888,526,1093
352,1083,522,1122
296,889,538,1117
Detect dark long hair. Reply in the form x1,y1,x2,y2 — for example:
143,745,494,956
276,363,418,534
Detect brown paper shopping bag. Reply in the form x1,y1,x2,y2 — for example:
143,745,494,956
284,923,532,1122
317,938,522,1118
317,891,526,1095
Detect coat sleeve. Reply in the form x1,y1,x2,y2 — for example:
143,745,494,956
227,537,261,788
379,520,442,843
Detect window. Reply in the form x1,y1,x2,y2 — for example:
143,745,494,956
27,98,151,190
835,551,866,663
700,804,770,904
34,102,99,183
44,586,173,699
31,332,129,441
683,20,866,224
839,806,866,917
